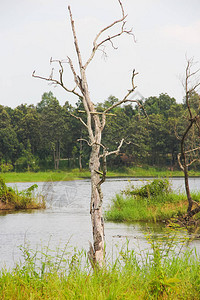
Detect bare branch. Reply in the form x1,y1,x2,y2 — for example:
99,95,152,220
101,70,139,130
98,45,108,60
68,6,84,70
187,158,198,167
131,69,139,90
102,98,144,128
105,70,139,113
78,110,116,116
174,124,182,141
70,113,88,129
124,140,140,147
178,146,200,170
84,0,134,69
50,58,65,85
77,138,92,147
189,82,200,93
67,56,79,87
185,146,200,154
185,58,200,121
177,153,184,171
96,26,133,49
97,149,107,187
108,38,118,50
99,139,124,159
32,69,83,99
188,68,200,78
118,0,125,17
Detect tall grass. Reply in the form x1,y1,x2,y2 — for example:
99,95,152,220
0,233,200,299
105,179,200,223
0,177,45,210
105,192,190,223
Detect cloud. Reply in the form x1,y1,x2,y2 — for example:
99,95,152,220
163,20,200,44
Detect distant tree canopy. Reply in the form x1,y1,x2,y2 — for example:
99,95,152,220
0,91,198,171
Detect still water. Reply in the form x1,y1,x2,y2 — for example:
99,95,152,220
0,177,200,268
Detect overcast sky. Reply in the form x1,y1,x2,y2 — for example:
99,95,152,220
1,0,200,108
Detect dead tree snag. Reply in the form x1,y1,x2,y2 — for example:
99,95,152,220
178,57,200,219
33,1,143,267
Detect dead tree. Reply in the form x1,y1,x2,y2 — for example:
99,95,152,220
33,1,143,266
177,58,200,219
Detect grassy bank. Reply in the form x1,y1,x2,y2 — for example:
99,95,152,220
1,169,90,183
0,239,200,299
1,166,199,183
0,177,45,210
105,179,200,223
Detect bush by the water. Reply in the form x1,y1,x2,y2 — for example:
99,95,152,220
105,179,200,222
0,177,45,210
123,178,170,198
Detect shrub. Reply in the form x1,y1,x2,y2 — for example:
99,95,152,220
0,162,13,172
123,178,170,198
0,176,45,209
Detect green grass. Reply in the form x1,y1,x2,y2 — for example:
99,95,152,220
0,166,198,183
1,169,91,183
105,192,190,223
0,237,200,299
105,179,200,223
0,177,45,210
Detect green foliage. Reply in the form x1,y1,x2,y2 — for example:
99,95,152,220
123,178,170,198
143,93,176,117
0,177,7,198
0,90,197,171
1,166,199,184
0,161,13,172
0,176,44,209
105,179,199,222
0,236,200,299
16,140,39,171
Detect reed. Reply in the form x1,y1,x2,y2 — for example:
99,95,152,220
0,233,199,299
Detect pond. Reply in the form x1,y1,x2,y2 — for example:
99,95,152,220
0,177,200,268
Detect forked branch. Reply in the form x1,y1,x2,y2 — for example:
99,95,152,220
32,62,82,99
99,138,124,158
101,69,147,129
104,69,138,113
84,0,134,69
70,113,88,129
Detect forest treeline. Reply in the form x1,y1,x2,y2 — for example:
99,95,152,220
0,91,199,172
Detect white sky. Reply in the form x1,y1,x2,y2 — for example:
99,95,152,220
1,0,200,108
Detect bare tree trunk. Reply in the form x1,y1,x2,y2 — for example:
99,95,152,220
79,135,83,171
89,145,105,266
180,123,193,213
182,156,193,213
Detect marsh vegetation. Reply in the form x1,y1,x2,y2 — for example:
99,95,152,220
0,232,200,300
106,179,200,223
0,177,45,210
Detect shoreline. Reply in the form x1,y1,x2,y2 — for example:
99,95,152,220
0,201,45,211
1,169,200,183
